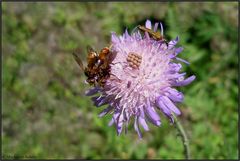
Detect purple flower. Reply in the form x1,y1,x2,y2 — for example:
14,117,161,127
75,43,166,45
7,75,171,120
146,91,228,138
85,20,195,138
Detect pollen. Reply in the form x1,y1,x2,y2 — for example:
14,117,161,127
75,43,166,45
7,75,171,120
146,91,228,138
126,52,142,69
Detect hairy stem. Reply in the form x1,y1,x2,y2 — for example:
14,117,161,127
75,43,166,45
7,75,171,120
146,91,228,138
172,113,191,159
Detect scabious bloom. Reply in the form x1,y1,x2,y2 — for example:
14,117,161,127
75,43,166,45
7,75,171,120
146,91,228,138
85,20,195,138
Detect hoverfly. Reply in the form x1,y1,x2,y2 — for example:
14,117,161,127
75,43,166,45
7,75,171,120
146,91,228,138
72,45,113,87
137,25,169,46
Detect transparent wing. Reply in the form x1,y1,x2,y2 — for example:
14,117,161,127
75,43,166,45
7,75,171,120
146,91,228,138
72,48,84,71
86,45,97,54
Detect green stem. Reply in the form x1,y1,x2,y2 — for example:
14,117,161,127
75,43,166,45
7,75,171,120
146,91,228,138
172,113,191,159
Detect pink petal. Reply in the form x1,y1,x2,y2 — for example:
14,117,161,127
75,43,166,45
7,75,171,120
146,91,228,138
145,19,152,29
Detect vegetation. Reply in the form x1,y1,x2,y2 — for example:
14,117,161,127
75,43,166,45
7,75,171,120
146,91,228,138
2,2,238,159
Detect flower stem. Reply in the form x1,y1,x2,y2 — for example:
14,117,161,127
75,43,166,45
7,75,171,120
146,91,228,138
172,113,191,159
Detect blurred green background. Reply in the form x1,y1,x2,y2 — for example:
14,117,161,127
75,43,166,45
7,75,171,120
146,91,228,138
2,2,238,159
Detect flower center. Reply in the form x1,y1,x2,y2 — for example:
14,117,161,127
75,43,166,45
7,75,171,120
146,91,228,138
126,52,142,69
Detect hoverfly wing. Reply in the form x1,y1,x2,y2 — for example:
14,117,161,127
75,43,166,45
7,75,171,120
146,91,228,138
72,48,84,71
86,45,97,55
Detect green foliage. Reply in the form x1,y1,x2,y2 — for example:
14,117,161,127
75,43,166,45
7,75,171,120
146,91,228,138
2,2,238,159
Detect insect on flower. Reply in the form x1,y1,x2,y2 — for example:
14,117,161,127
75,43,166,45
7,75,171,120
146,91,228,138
137,23,169,46
84,19,196,138
72,45,114,87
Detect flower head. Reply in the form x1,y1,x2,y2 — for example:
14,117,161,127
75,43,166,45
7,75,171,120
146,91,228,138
85,20,195,138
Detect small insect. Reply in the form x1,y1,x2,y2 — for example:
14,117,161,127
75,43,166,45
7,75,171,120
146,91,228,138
72,45,113,87
137,25,169,45
95,46,113,87
86,45,98,68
